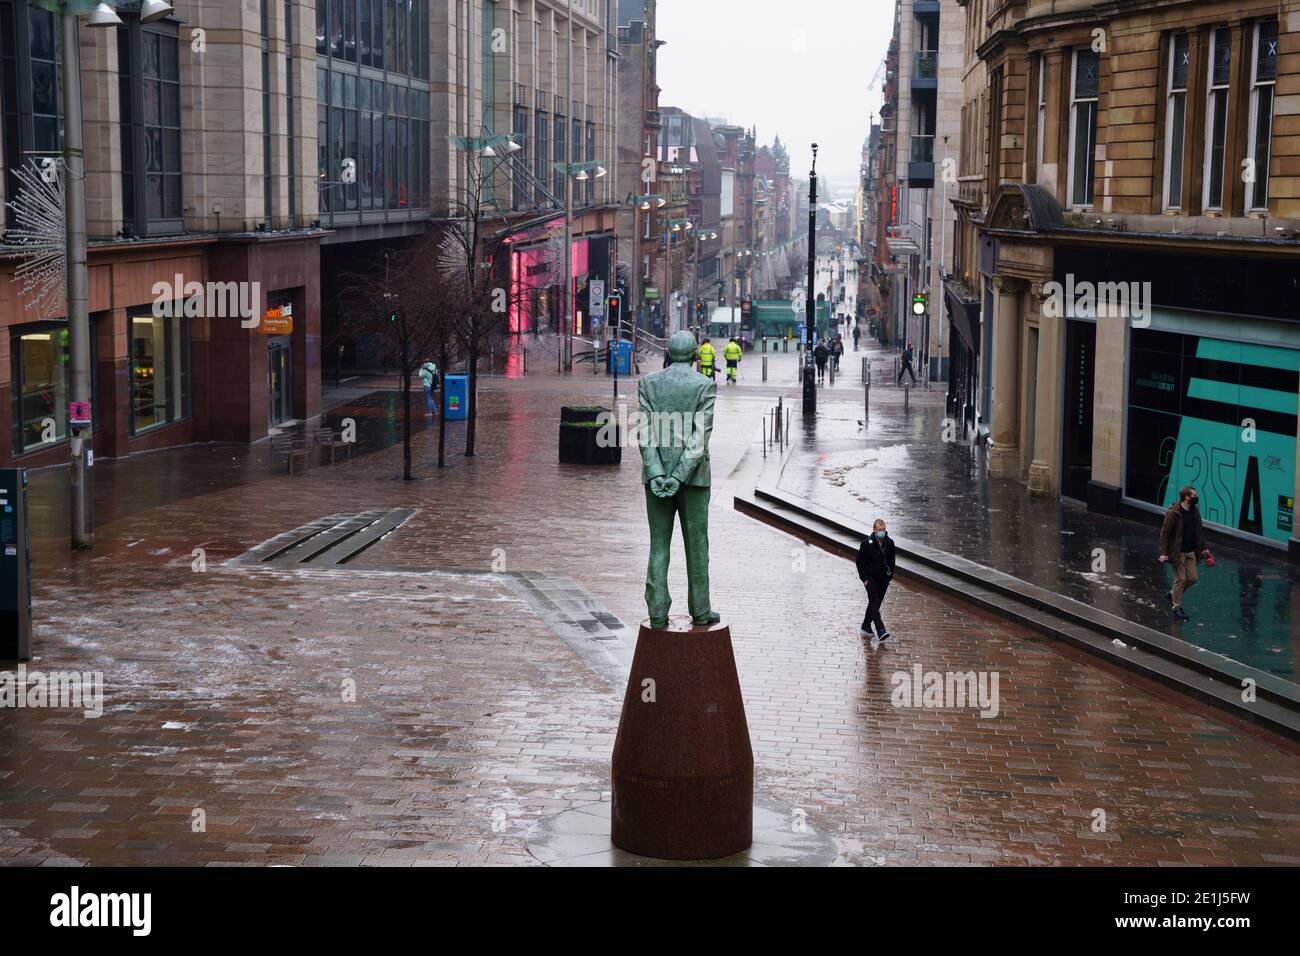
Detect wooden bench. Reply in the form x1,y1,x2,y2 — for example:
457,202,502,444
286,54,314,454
308,424,352,464
269,434,309,474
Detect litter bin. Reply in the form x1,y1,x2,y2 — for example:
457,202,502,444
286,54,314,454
609,339,634,377
443,374,469,421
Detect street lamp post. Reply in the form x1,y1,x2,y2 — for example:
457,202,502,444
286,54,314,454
554,160,607,366
46,0,173,550
803,144,819,415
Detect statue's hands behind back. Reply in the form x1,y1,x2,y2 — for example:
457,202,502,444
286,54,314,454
650,476,680,499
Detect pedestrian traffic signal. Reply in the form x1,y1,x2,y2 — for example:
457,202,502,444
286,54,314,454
607,293,621,325
912,293,928,316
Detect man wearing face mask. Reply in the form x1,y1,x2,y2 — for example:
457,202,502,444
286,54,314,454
1158,486,1212,621
856,518,896,643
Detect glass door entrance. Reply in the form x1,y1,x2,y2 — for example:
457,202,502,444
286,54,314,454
268,337,293,426
1062,320,1096,501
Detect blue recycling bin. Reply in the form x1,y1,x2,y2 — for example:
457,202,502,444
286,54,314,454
609,339,634,376
443,374,469,421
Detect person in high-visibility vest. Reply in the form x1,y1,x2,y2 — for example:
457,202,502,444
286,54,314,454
697,339,717,380
723,338,743,384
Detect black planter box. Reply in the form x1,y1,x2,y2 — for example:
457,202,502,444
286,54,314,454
559,406,621,465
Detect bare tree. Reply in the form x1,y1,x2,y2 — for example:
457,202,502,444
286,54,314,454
341,240,458,480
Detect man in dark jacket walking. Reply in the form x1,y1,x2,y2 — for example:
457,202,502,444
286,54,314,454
1158,486,1211,621
813,341,829,383
855,518,896,642
898,345,917,385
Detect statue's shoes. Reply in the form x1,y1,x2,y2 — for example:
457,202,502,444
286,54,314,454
649,617,669,630
691,611,721,626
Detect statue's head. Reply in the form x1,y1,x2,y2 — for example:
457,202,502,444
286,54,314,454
666,331,698,365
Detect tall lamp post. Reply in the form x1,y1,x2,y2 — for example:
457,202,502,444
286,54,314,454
554,160,607,360
40,0,173,550
624,191,666,340
803,144,819,415
690,229,718,338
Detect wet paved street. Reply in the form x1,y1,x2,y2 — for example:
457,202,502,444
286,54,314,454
3,355,1300,866
777,341,1300,686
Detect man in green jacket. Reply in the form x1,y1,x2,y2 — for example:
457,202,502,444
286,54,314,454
638,331,720,629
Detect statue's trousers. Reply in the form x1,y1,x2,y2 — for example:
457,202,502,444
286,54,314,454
644,485,711,622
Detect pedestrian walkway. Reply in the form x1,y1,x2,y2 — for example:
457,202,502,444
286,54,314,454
4,370,1298,866
777,339,1300,686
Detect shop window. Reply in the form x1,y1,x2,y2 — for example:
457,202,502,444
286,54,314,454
1126,327,1298,545
130,312,190,435
10,324,68,455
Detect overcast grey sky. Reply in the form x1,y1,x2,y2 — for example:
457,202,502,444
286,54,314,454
655,0,889,197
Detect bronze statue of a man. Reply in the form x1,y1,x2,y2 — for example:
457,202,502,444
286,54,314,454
638,331,720,629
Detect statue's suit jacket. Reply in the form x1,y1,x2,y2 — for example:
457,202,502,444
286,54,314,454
637,363,716,489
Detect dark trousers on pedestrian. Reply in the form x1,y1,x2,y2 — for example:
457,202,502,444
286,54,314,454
862,579,889,636
898,362,916,385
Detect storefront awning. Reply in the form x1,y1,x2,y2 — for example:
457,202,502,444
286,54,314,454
943,275,981,351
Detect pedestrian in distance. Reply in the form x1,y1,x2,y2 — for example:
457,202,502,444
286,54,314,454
1158,486,1212,621
898,345,917,385
813,341,829,384
852,323,860,352
856,518,896,643
723,337,743,385
418,359,440,417
697,338,717,381
831,336,844,373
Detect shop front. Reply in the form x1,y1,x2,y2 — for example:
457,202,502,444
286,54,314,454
1125,313,1298,549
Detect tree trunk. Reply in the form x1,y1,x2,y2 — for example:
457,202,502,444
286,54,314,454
437,344,448,469
465,345,479,457
401,366,412,481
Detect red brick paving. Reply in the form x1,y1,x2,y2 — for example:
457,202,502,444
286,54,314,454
2,372,1298,866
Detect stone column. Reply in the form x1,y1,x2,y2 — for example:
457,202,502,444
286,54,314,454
988,275,1023,477
1087,289,1129,514
1028,283,1061,496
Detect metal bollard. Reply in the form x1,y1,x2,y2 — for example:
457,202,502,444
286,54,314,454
762,356,768,382
904,384,910,410
862,356,868,383
894,356,899,385
864,381,870,420
829,361,835,386
762,418,767,459
523,349,529,376
784,339,789,353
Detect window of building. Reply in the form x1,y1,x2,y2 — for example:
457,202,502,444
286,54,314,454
1245,19,1278,211
1035,55,1046,183
1163,33,1189,209
1,3,63,229
10,324,69,455
117,19,182,236
513,105,529,209
585,121,596,205
316,3,428,221
534,110,549,206
129,311,190,435
554,112,566,201
1203,26,1231,211
1068,48,1099,207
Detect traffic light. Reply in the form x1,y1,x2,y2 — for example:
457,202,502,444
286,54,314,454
912,292,928,316
607,292,622,327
